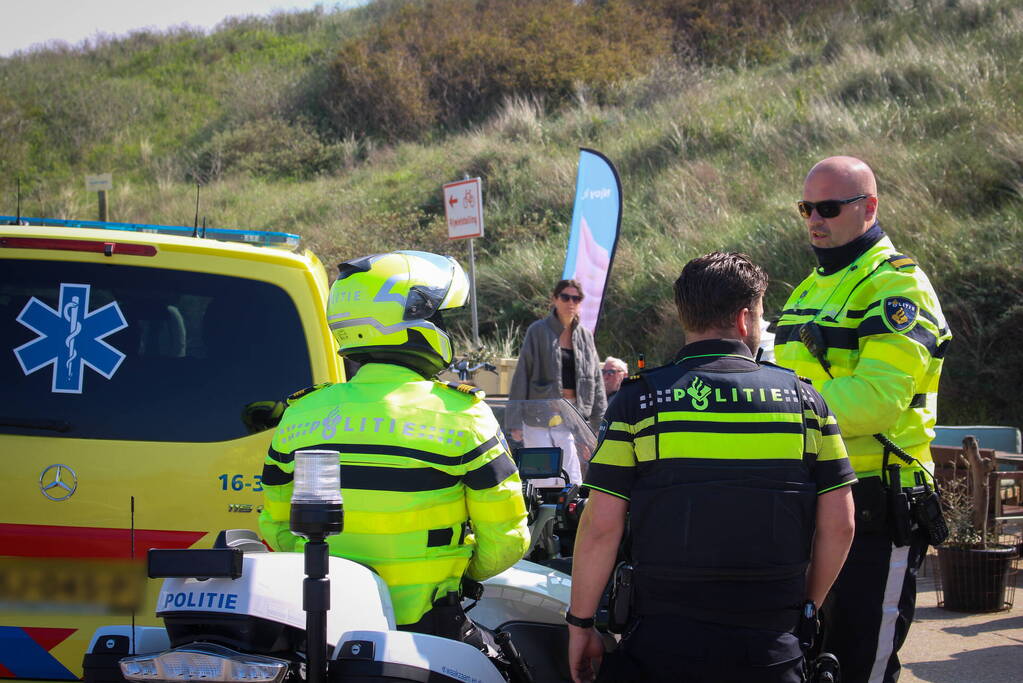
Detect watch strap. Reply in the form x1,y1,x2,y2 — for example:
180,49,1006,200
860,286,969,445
565,611,595,628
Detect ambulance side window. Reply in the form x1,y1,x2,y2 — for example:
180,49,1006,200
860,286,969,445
1,259,313,442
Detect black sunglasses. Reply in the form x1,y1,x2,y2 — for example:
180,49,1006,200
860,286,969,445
797,194,869,219
557,292,583,303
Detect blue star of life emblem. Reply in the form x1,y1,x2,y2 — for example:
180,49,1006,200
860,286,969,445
14,283,128,393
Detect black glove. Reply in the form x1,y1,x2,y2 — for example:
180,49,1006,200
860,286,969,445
461,576,485,602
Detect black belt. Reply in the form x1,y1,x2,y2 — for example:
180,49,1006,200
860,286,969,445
635,561,808,583
635,601,801,632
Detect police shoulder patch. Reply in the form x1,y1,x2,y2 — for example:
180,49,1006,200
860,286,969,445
883,296,919,333
886,254,917,271
622,362,670,386
437,380,485,400
596,418,609,448
286,382,333,406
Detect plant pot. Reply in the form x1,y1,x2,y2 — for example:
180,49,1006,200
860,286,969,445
936,544,1018,612
496,358,518,395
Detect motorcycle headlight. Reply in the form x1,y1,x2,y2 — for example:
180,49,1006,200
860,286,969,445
120,643,289,683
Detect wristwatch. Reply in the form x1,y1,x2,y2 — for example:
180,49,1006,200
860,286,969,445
565,610,595,628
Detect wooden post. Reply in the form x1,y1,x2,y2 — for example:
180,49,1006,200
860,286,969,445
98,190,108,222
963,435,995,547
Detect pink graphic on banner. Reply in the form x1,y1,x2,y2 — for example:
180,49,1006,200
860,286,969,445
571,216,611,332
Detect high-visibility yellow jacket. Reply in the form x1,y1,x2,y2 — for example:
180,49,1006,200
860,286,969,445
259,363,530,625
774,236,952,484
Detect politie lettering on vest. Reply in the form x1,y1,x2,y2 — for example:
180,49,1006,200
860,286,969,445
640,377,801,411
280,411,466,446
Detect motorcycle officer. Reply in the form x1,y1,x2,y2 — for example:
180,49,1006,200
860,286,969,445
258,250,530,647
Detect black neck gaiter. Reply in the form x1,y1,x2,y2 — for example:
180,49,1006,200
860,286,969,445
812,222,885,275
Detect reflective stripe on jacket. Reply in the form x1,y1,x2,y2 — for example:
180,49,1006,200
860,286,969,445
774,236,951,483
258,363,529,625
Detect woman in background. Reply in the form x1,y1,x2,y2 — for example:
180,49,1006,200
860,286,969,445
508,279,605,485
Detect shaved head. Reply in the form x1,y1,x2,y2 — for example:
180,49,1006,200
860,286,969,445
806,156,877,196
802,156,879,248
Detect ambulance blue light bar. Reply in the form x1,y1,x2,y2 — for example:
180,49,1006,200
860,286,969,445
0,215,301,250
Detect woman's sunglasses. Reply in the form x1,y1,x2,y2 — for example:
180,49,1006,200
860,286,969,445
797,194,869,219
557,293,583,303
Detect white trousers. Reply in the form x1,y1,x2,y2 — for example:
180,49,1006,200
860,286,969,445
522,423,580,487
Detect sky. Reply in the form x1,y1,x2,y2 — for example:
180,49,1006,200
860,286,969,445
0,1,358,57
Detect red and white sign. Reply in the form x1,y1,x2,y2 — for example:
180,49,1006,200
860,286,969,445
443,177,484,240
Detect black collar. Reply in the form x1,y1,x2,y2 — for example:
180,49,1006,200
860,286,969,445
673,339,754,364
812,222,885,275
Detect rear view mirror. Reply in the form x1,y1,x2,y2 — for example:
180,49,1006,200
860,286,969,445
513,447,563,480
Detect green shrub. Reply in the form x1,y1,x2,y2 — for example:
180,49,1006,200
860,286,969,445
321,0,673,141
637,0,842,65
191,118,347,181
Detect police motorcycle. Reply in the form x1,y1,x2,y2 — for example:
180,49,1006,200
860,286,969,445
82,450,576,683
489,398,597,572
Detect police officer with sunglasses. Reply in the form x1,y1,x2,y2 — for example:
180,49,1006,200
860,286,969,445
774,156,952,683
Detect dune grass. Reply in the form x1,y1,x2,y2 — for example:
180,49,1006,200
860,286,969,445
1,0,1020,426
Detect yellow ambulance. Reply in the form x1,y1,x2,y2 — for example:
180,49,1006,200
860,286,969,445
0,216,343,680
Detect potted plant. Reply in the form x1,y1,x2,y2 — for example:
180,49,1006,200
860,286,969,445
935,435,1019,612
446,324,521,395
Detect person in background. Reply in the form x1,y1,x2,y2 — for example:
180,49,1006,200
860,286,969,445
601,356,628,400
774,156,952,683
568,252,856,683
508,279,606,485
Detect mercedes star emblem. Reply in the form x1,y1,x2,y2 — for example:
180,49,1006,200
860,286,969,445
40,463,78,501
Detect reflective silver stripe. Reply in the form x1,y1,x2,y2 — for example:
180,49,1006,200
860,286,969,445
328,316,435,336
868,543,910,683
374,274,407,305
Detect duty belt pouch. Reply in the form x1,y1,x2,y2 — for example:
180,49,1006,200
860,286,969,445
852,477,888,534
886,464,913,547
427,591,475,642
607,562,634,635
910,479,950,546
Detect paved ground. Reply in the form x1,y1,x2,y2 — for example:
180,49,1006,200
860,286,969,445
898,550,1023,683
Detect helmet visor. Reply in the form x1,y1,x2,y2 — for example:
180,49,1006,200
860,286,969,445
397,251,464,321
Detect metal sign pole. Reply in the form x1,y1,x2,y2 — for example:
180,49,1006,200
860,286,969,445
468,237,479,347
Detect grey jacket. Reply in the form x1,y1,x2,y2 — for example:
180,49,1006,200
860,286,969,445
508,313,606,433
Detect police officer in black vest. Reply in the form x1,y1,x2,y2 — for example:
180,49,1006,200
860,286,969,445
567,252,857,683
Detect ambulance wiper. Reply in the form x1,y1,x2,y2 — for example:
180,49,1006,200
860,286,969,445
0,417,72,432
